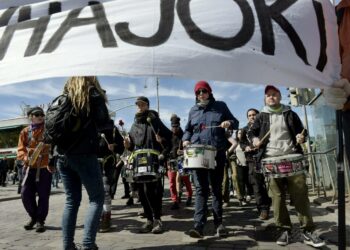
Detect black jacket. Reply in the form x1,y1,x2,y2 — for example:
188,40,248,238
128,110,172,157
58,87,110,155
170,128,184,159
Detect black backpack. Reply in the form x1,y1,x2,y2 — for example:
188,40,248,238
44,94,81,145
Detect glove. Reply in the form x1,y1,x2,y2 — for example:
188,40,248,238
324,79,350,110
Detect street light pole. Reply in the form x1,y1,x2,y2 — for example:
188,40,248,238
157,77,160,114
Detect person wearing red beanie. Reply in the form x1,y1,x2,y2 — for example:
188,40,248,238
183,81,239,238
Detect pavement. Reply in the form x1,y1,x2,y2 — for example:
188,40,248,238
0,179,349,250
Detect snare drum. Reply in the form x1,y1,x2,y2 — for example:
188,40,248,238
183,144,216,170
128,149,162,183
261,154,308,178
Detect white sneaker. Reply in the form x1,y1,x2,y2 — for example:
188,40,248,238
245,195,252,203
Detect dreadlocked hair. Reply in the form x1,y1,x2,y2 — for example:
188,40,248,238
63,76,107,114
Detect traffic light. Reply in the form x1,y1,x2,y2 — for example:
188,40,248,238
287,87,299,106
287,87,316,106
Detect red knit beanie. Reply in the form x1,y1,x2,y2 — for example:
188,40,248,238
194,81,212,94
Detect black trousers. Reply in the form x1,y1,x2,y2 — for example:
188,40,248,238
248,160,271,212
136,178,163,221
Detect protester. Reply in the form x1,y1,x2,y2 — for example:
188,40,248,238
0,156,8,187
55,76,110,250
240,108,271,219
234,129,254,206
17,106,53,233
167,114,192,210
183,81,239,238
248,85,325,247
123,96,171,234
97,119,124,233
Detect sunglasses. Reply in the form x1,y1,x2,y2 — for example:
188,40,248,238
196,89,208,95
33,113,45,117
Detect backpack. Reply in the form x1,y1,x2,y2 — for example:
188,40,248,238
44,94,81,145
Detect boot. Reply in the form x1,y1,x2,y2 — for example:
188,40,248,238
99,212,111,233
151,219,163,234
24,218,36,230
35,221,46,233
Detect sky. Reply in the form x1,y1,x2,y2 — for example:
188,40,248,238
0,76,308,132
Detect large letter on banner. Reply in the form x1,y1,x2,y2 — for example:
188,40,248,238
0,0,341,88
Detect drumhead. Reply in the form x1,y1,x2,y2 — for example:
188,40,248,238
262,154,304,163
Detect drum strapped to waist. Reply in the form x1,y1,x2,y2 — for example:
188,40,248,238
122,149,163,183
168,157,191,176
183,144,216,170
261,154,308,178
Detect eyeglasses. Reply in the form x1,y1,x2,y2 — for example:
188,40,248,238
33,113,45,117
196,89,208,95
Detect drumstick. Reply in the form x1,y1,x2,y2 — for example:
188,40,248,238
146,117,165,149
260,130,271,144
101,133,109,145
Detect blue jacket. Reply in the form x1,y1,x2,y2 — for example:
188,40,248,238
183,99,239,151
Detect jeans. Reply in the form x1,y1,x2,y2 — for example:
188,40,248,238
57,154,104,250
192,150,225,230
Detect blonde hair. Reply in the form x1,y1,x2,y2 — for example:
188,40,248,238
63,76,107,114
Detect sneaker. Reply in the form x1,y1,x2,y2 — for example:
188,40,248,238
188,227,204,238
216,224,228,237
302,231,326,248
82,244,99,250
35,222,46,233
229,191,234,198
245,195,252,203
170,202,179,210
126,197,134,206
185,197,192,206
223,202,229,208
139,220,153,233
259,210,269,220
151,219,163,234
276,230,289,246
24,219,36,230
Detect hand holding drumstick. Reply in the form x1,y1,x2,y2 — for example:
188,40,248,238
296,128,306,144
146,117,165,149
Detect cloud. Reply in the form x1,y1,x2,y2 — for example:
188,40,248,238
0,79,62,99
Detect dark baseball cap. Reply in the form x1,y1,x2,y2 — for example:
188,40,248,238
264,85,281,94
27,106,44,116
135,96,149,106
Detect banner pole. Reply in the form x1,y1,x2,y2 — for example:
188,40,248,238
336,110,346,250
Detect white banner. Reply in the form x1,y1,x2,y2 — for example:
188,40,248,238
0,0,341,88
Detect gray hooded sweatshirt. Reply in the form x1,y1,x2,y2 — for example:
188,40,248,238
262,104,295,157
